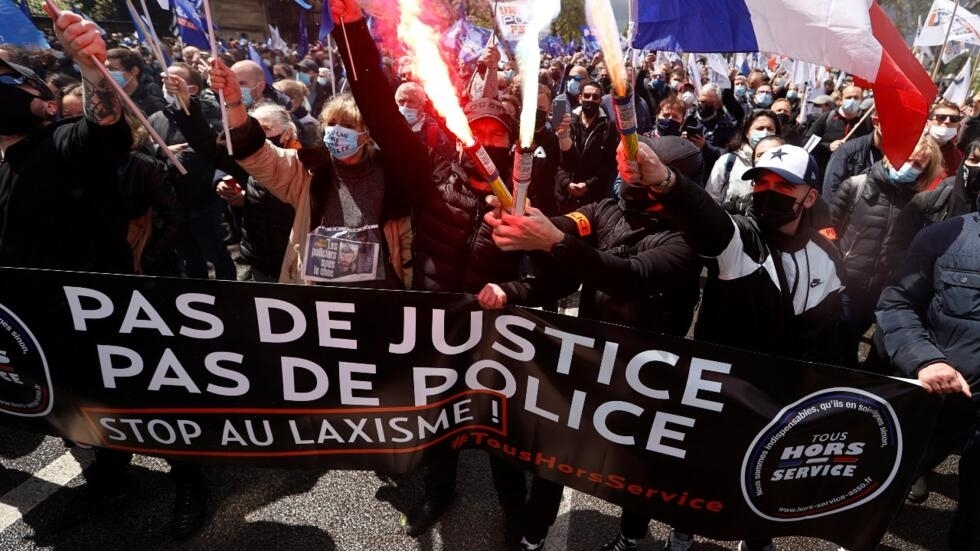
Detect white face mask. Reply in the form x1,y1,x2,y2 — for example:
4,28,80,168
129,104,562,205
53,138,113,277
929,124,958,145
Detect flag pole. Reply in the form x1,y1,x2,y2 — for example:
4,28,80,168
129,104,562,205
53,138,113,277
328,34,337,96
842,105,876,143
200,0,233,155
932,0,961,81
41,0,187,175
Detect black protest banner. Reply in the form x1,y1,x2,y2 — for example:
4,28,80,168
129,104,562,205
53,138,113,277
0,267,941,549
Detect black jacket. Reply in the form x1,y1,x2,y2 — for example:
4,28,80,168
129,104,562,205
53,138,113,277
830,163,917,301
805,109,873,172
131,75,168,117
0,117,133,273
335,19,552,302
660,172,846,364
116,150,182,275
557,107,620,212
887,175,979,269
822,133,882,200
149,99,222,212
548,190,701,336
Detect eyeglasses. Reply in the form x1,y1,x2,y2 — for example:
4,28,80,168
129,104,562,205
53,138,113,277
932,113,963,123
0,74,29,86
580,92,602,100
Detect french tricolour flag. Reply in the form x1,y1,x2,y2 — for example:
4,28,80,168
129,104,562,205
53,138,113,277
632,0,936,166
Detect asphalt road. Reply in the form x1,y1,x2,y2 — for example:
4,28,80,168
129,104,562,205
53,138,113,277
0,424,961,551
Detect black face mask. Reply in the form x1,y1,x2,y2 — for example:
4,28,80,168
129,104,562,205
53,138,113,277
752,190,805,231
484,145,513,180
959,163,980,199
0,85,44,136
775,113,791,128
268,134,284,148
535,108,548,130
697,104,717,120
656,118,681,137
581,101,600,118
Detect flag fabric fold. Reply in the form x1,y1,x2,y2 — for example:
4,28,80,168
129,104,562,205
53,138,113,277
632,0,937,165
943,57,972,104
318,0,334,44
0,0,49,49
172,0,210,49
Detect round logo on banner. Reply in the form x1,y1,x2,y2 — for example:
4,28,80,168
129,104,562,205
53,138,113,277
0,304,53,417
740,388,902,521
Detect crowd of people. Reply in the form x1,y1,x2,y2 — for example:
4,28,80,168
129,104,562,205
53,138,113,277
2,1,980,550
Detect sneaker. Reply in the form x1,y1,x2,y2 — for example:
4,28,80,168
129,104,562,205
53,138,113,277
601,531,638,551
516,537,545,550
399,495,453,537
907,474,929,504
171,480,207,540
738,540,776,551
664,530,693,551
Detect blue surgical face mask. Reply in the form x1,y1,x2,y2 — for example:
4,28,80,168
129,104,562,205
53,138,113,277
755,92,773,108
399,105,420,126
567,78,581,96
109,70,130,88
749,129,773,147
735,85,747,99
841,98,861,114
241,86,255,108
317,77,328,87
323,125,366,160
787,90,799,101
297,73,311,86
887,162,922,185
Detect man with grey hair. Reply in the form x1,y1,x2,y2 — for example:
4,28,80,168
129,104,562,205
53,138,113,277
395,81,453,159
687,82,739,183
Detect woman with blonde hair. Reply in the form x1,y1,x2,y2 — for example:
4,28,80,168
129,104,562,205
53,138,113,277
830,132,942,368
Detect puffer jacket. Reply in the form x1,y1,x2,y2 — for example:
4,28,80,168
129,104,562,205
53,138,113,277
335,19,555,303
877,213,980,400
547,188,702,336
887,174,979,269
822,132,882,200
830,162,917,300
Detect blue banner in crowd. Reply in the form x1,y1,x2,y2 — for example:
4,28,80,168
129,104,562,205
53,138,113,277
441,19,492,65
172,0,209,49
0,0,50,49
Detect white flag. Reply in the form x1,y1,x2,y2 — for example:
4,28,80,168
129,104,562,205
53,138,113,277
687,53,702,94
914,0,980,47
942,40,970,64
706,53,731,89
943,57,973,104
492,0,533,43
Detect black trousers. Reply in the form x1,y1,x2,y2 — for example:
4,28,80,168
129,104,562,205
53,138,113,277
423,450,526,509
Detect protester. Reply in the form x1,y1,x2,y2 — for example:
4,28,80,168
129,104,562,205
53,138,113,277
552,64,588,115
273,78,320,147
705,109,781,214
148,63,236,281
770,98,803,146
230,59,290,109
654,96,686,138
105,47,167,116
801,94,835,135
557,79,620,212
684,83,739,182
929,100,965,175
323,0,565,540
487,136,703,551
876,213,978,550
395,81,454,160
805,85,872,172
822,110,883,200
829,134,941,368
620,141,846,551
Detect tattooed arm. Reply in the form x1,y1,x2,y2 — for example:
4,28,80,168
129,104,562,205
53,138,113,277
45,7,123,125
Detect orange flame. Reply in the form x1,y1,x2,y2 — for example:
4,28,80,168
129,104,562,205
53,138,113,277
585,0,628,97
397,0,474,145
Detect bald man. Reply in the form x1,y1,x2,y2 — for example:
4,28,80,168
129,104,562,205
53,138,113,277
230,60,290,109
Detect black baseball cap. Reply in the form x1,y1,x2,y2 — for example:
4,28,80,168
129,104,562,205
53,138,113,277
0,58,54,100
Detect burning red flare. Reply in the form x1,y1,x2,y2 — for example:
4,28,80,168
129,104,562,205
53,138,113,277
397,0,474,145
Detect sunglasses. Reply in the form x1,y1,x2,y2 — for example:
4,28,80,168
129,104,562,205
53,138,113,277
932,113,963,123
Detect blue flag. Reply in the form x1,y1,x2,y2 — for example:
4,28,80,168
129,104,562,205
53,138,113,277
249,44,274,84
318,0,334,43
297,11,309,58
0,0,49,49
172,0,210,49
293,0,312,8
